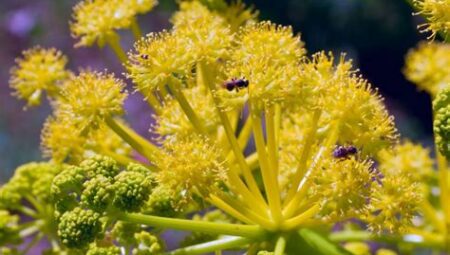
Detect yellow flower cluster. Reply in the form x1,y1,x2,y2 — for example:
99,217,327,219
9,47,70,106
414,0,450,39
71,0,157,47
378,141,434,182
404,41,450,95
4,0,431,254
57,71,127,130
227,21,305,107
291,52,398,155
156,134,226,204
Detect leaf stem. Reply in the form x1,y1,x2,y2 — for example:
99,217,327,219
118,213,266,239
167,78,207,134
105,33,128,63
130,18,143,40
105,117,160,162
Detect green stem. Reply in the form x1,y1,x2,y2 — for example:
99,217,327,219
274,235,287,255
167,78,207,134
118,213,266,239
105,117,160,163
329,230,445,249
105,33,127,63
130,18,143,40
167,236,251,255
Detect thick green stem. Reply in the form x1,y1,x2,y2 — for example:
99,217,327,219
118,213,266,239
167,236,251,255
105,33,127,63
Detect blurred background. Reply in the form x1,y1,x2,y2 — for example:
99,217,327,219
0,0,429,181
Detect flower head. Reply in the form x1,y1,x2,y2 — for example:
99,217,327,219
227,21,305,107
41,113,131,164
71,0,133,47
312,155,375,219
127,31,194,95
300,52,398,154
366,173,421,233
172,1,233,63
413,0,450,39
57,70,127,130
9,47,70,106
404,42,450,95
156,135,226,204
377,141,434,182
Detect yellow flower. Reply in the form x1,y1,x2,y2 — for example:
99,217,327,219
217,0,258,32
41,113,131,164
9,47,70,106
127,31,194,95
367,173,421,233
300,52,398,154
41,114,87,163
70,0,134,47
404,41,450,95
414,0,450,39
156,134,227,204
172,1,233,63
183,0,258,32
377,141,434,182
312,155,375,219
227,21,305,107
57,70,127,130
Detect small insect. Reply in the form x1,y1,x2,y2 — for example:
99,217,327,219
333,145,357,159
223,78,249,92
140,54,149,60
